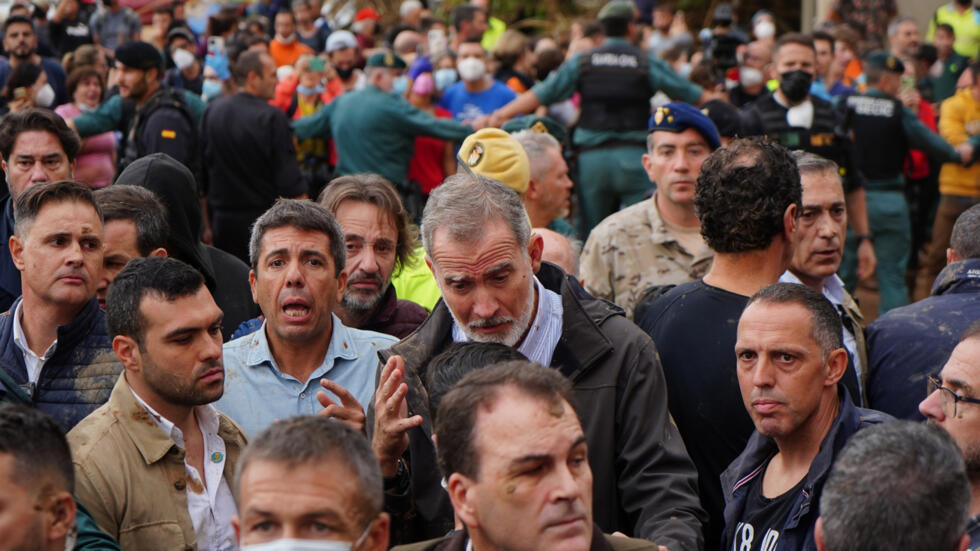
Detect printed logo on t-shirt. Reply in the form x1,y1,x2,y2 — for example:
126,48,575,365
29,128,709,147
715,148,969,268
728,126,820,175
733,522,780,551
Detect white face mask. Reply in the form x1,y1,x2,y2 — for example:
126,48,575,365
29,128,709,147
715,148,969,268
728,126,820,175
172,47,195,71
35,83,55,107
754,20,776,40
241,522,372,551
739,66,764,88
457,57,486,82
241,540,352,551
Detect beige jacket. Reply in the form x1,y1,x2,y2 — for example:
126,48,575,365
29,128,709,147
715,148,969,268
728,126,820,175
67,374,248,551
581,197,713,318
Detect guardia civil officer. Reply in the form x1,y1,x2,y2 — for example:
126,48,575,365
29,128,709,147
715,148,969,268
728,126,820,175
839,52,973,313
292,51,477,213
488,0,713,238
741,33,876,287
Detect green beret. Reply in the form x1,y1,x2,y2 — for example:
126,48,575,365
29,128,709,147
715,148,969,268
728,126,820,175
365,51,407,69
865,51,905,74
502,115,567,144
598,1,634,21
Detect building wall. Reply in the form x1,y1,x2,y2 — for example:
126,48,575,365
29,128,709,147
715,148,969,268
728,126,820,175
806,0,944,35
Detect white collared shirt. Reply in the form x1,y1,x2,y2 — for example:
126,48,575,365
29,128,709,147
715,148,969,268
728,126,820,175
452,276,564,367
779,271,864,389
129,386,239,551
12,300,57,385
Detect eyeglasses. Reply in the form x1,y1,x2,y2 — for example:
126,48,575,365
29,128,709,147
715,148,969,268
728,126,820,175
927,376,980,418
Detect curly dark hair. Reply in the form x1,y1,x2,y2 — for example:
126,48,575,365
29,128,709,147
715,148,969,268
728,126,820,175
695,137,801,253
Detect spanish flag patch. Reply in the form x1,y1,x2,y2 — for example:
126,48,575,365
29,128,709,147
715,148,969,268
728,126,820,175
161,129,176,139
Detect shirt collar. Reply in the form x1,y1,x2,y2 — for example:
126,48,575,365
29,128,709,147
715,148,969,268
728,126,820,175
128,382,220,449
451,276,564,366
646,196,680,246
12,299,58,361
244,313,360,370
779,271,846,305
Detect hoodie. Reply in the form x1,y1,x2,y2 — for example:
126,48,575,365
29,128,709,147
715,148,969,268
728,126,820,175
116,153,260,341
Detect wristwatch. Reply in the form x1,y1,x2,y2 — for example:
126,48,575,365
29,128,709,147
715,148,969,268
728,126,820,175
383,458,409,493
855,233,873,244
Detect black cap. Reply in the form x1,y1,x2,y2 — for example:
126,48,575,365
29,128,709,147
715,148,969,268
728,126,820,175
115,41,163,71
713,2,734,23
700,99,741,139
865,51,905,74
166,27,196,46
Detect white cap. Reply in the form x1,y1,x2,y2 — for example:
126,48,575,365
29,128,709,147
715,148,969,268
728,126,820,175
325,30,358,53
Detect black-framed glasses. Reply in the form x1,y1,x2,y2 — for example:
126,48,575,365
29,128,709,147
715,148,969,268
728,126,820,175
927,376,980,418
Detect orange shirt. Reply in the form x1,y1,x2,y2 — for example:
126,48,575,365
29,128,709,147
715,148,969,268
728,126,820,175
269,39,313,68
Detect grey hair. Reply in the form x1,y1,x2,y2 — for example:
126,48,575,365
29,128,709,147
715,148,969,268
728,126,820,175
745,283,843,359
421,173,531,256
234,416,383,529
248,199,346,275
820,421,970,551
792,150,840,178
951,203,980,260
511,130,561,183
400,0,422,17
887,15,917,37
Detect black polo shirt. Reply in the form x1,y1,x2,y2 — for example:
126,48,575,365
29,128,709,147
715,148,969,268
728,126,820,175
200,92,305,213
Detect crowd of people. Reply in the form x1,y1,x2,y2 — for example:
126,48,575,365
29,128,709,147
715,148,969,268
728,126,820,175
0,0,979,550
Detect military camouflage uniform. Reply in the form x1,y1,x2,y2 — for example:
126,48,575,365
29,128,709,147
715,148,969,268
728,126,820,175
581,197,712,318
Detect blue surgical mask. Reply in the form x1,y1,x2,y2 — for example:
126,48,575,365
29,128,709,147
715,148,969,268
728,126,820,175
391,75,408,96
433,68,457,91
297,84,325,95
202,79,223,101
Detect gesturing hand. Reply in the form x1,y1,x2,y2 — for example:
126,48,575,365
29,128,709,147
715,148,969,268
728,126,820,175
316,378,366,434
372,355,423,477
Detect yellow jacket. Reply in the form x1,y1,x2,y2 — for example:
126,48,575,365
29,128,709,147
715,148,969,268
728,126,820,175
938,88,980,197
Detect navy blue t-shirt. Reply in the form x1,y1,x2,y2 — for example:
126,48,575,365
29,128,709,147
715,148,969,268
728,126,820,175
638,278,755,550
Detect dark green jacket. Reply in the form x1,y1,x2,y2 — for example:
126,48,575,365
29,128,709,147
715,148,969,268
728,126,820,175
391,526,660,551
292,85,472,184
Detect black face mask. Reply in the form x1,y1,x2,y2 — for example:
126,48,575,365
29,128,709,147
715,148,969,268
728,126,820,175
779,70,813,103
336,66,355,79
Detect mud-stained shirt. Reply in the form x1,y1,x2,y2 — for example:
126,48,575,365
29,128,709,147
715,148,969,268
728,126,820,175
581,197,713,318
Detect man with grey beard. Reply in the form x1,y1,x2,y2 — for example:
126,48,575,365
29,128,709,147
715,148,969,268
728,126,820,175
318,174,428,339
367,173,706,549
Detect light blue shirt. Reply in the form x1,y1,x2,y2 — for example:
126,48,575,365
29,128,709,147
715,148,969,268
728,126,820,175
215,315,397,437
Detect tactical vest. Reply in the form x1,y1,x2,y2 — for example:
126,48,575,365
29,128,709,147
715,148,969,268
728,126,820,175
118,88,200,179
577,42,653,132
753,94,853,184
845,93,905,180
